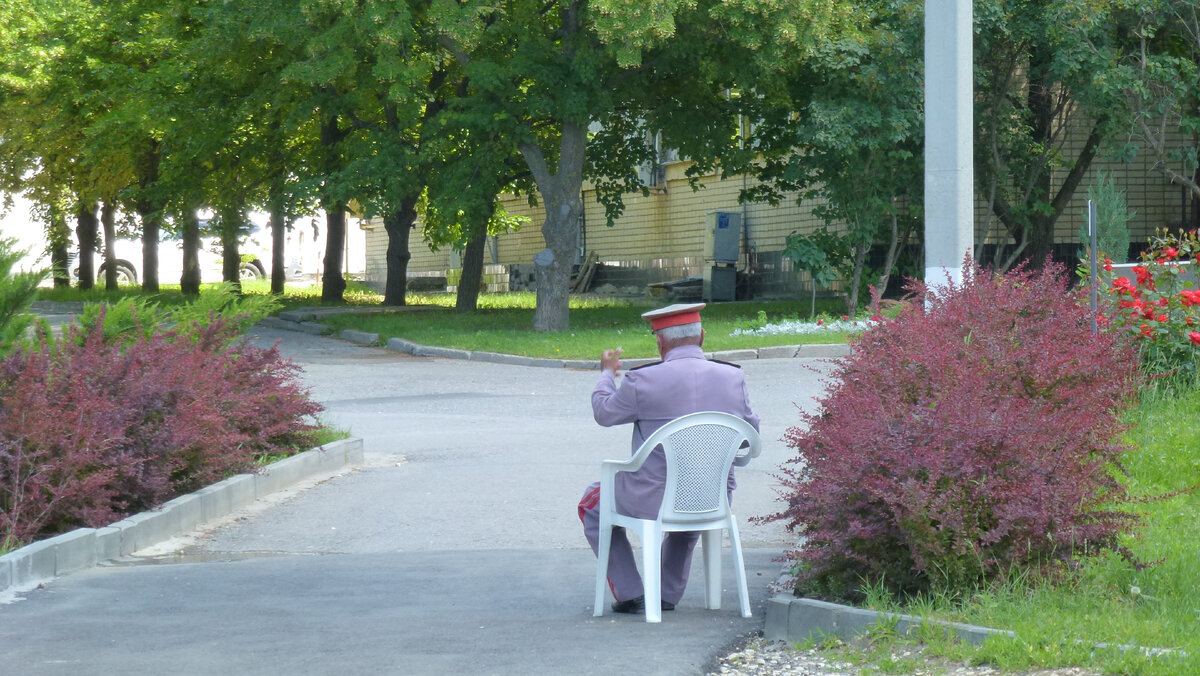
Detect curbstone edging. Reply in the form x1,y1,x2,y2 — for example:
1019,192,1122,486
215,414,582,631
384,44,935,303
295,321,330,335
255,316,296,331
340,329,380,345
0,437,365,598
470,351,541,367
412,345,472,359
94,526,122,562
277,310,317,323
385,337,417,354
796,343,853,358
757,345,801,359
51,529,98,576
710,349,759,363
764,596,1013,646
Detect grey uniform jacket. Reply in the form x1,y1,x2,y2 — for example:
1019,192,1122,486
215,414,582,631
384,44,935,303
591,344,761,520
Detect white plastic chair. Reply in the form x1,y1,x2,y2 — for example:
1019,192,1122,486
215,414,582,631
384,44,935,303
593,411,762,623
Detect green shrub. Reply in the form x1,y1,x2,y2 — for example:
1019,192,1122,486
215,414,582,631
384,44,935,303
0,237,46,356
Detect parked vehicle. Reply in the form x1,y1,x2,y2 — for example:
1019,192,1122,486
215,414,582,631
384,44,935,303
88,225,273,286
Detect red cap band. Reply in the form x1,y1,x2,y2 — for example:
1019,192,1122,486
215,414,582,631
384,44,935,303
649,311,701,331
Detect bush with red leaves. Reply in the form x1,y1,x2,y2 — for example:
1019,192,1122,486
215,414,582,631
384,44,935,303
765,261,1143,601
0,312,322,546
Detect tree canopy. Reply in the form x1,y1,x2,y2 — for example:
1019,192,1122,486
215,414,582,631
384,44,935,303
1,0,1197,320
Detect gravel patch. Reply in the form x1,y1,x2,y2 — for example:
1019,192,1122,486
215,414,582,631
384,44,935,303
709,637,1103,676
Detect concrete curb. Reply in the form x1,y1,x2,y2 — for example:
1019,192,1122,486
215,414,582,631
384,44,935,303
259,314,854,367
339,329,380,346
763,595,1014,646
0,438,364,597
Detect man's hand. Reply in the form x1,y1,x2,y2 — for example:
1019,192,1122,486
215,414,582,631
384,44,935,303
600,347,623,374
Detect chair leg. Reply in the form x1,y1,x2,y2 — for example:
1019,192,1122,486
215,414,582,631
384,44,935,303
727,519,751,618
594,521,612,617
701,530,723,610
641,522,662,623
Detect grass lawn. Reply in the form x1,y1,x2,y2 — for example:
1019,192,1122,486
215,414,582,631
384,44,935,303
318,293,861,359
37,282,863,359
836,389,1200,675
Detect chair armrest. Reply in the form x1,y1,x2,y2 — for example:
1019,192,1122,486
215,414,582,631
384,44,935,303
731,435,762,467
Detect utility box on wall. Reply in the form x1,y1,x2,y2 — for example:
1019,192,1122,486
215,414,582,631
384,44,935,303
703,265,737,302
703,210,742,301
705,211,742,264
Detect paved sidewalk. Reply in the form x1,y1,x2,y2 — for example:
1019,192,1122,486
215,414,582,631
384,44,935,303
0,322,836,676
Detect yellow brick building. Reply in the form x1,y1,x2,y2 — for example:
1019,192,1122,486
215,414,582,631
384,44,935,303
361,132,1194,298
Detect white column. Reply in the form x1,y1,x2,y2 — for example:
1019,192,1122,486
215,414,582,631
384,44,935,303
924,0,974,290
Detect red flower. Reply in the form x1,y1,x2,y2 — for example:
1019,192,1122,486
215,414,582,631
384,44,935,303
841,315,849,321
1139,323,1154,338
1134,266,1156,290
1156,314,1169,323
1163,247,1178,260
1111,277,1136,294
1190,332,1200,346
816,319,823,326
1103,259,1114,271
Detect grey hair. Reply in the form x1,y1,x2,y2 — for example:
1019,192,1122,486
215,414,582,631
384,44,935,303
655,322,702,341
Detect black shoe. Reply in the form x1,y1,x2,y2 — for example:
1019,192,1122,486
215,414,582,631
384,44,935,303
611,596,675,614
611,596,645,614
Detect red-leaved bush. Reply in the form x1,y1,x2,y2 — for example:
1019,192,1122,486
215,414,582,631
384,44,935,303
765,260,1143,600
0,312,322,545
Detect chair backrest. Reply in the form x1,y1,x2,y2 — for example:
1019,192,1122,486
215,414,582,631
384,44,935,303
647,412,760,526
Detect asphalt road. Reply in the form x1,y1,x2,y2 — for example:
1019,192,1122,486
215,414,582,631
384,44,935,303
0,324,834,676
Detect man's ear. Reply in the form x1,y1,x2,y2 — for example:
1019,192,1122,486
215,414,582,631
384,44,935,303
698,329,705,347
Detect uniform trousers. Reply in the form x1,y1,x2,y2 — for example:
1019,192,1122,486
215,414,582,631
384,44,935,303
577,481,700,604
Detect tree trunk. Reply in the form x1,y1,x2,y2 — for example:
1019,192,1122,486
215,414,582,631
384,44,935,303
322,205,347,302
101,202,118,290
180,209,201,295
48,209,71,288
136,141,162,293
319,112,348,303
845,241,868,319
875,213,902,299
456,230,487,312
140,216,161,293
383,199,417,306
268,178,287,295
218,206,243,293
520,122,585,332
1023,48,1056,267
75,202,97,290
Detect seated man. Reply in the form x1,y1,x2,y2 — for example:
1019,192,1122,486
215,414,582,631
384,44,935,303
578,303,761,614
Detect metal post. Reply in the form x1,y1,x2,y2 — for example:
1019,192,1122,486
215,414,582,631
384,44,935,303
924,0,974,293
